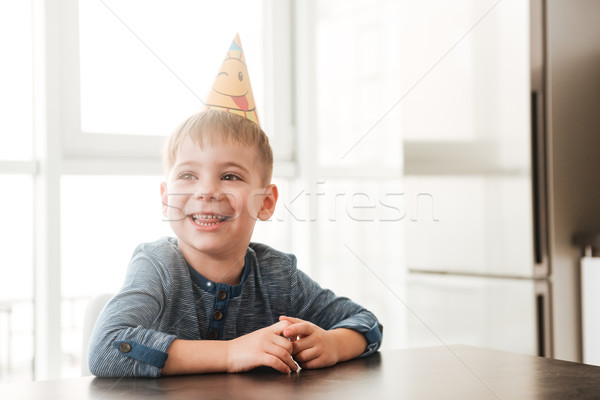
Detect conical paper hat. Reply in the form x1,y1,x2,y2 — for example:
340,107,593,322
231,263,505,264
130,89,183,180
203,33,260,126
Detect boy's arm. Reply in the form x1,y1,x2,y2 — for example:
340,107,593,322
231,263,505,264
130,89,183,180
290,269,383,363
162,320,298,375
279,316,367,369
88,254,178,378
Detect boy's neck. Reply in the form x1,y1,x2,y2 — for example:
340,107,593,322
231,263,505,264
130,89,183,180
180,246,246,286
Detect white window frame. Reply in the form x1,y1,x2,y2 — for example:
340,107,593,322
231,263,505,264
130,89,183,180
56,0,296,175
57,0,164,162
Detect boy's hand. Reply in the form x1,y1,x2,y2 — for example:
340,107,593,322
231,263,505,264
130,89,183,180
279,316,341,369
226,320,298,374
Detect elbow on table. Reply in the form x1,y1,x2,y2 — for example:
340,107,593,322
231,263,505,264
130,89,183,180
88,346,116,378
87,338,131,378
88,340,163,378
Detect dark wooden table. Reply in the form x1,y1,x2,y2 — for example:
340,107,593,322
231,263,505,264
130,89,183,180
4,345,600,399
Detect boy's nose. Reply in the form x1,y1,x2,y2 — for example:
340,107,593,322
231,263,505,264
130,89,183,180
194,190,218,200
193,182,219,200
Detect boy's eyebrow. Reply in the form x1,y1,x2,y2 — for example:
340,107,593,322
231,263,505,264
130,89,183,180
220,161,251,174
174,160,251,174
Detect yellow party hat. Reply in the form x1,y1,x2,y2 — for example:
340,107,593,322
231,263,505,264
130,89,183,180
203,33,260,126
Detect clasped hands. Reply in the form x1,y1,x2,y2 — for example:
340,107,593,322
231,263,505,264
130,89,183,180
225,316,342,374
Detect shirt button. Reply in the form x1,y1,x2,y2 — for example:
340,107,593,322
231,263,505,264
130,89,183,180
217,290,227,300
208,330,219,340
119,342,132,353
213,310,223,321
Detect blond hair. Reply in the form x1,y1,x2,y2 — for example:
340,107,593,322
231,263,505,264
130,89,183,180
162,110,274,185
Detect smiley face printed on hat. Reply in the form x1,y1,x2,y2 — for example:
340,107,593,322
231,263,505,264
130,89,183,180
204,33,260,126
211,57,254,112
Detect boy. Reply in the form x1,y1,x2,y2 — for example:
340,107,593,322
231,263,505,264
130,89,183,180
88,35,382,378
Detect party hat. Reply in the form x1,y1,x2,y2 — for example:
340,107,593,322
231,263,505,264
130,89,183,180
203,33,260,126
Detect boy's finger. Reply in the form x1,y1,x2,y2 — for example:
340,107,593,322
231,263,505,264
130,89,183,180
284,353,299,372
291,338,310,355
267,345,298,372
279,315,304,324
283,322,313,338
293,347,318,364
273,335,294,354
263,354,293,374
270,320,292,334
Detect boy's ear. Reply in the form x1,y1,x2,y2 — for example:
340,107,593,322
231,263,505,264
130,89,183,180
257,184,279,221
160,182,169,217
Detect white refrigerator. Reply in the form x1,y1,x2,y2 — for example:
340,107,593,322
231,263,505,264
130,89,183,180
403,0,600,358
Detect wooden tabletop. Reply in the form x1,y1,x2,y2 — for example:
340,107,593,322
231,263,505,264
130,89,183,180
4,345,600,399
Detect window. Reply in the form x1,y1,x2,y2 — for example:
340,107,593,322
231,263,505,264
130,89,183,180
78,1,264,137
61,0,294,164
2,0,295,381
0,0,35,383
60,175,171,376
296,0,405,351
0,1,33,161
0,176,34,382
313,0,403,170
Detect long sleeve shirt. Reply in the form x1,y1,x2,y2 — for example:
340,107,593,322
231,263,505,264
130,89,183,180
88,237,383,377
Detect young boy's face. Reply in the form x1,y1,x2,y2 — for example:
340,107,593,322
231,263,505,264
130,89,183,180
161,135,277,260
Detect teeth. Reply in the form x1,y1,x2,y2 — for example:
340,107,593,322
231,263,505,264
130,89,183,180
195,221,220,226
191,214,228,225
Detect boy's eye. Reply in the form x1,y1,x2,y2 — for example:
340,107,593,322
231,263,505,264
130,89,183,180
179,172,196,180
222,174,241,181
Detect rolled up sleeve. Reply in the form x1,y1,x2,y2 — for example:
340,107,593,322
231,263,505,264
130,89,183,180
292,268,383,358
88,253,177,378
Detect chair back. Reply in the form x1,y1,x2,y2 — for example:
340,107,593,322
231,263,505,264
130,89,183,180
81,293,113,376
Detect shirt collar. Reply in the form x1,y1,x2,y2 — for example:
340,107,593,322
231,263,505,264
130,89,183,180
186,251,251,298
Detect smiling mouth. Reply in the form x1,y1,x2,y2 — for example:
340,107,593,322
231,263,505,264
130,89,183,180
213,89,248,98
190,213,230,227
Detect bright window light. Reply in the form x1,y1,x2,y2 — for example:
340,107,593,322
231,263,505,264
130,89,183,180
0,1,33,160
78,0,264,136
